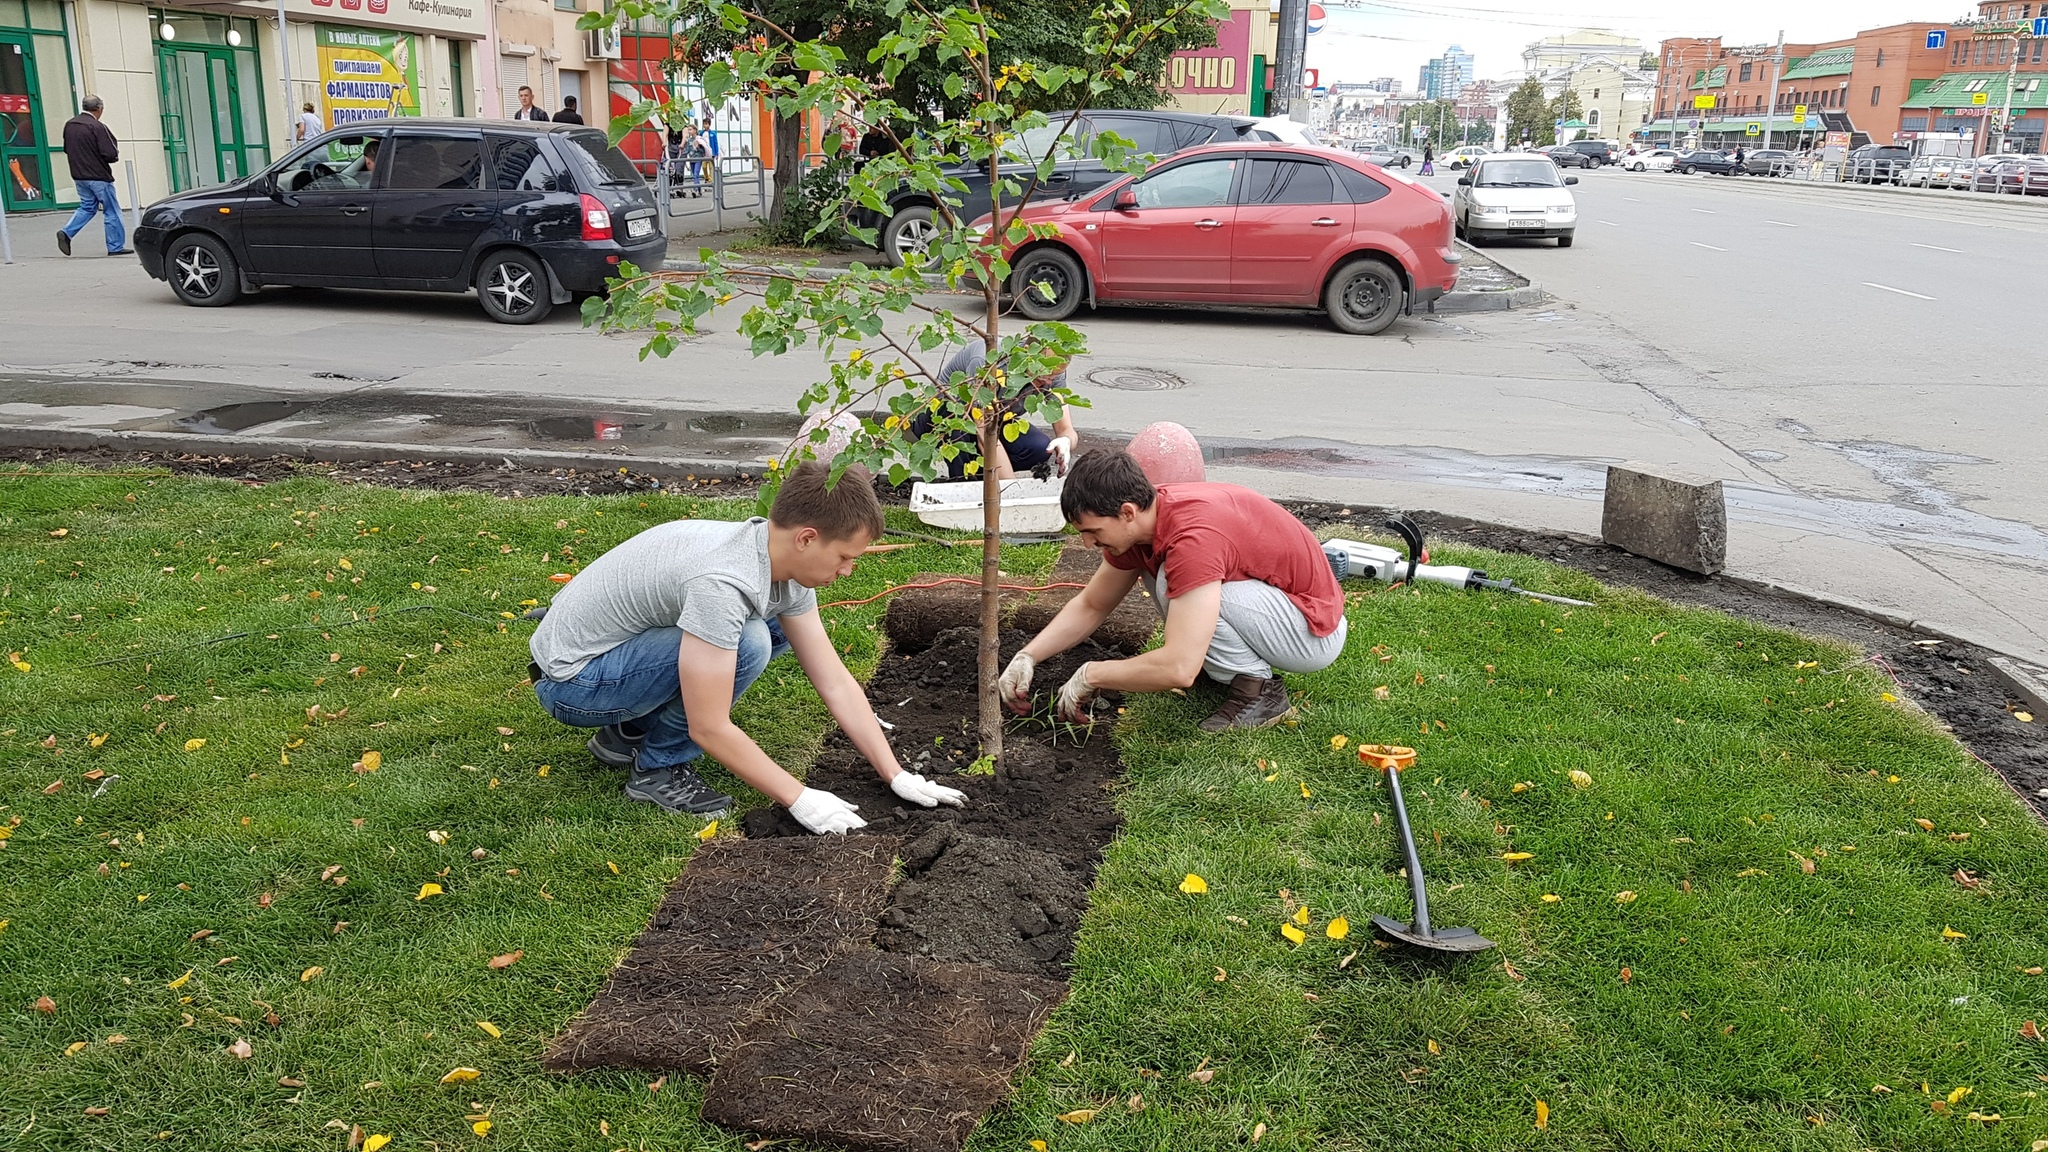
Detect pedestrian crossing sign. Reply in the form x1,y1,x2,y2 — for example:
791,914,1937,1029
1746,122,1761,135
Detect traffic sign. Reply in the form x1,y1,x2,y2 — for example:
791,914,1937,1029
1974,91,1990,105
2033,15,2048,36
1793,103,1806,116
1746,122,1761,136
1688,118,1700,129
1693,94,1716,109
1927,29,1946,49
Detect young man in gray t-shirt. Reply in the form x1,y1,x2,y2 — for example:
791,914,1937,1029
529,462,964,832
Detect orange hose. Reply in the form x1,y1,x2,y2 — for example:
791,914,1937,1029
820,578,1088,610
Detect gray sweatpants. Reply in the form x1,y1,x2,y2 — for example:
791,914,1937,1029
1152,569,1348,683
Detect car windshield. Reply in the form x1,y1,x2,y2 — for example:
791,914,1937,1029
1002,121,1091,165
563,130,642,187
1475,160,1561,187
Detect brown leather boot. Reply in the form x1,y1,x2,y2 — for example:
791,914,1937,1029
1198,674,1294,733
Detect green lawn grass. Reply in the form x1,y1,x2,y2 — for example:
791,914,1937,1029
4,467,2045,1152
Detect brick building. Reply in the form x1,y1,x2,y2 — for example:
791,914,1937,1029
1644,25,1950,150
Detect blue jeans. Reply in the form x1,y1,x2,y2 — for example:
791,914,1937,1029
532,618,789,770
62,180,125,254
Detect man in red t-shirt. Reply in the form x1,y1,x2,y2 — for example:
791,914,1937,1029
999,450,1348,731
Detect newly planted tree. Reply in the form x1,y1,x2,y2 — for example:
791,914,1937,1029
583,0,1224,763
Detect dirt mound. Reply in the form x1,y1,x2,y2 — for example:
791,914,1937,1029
875,824,1089,980
700,951,1067,1152
541,836,899,1075
882,546,1160,656
742,626,1126,886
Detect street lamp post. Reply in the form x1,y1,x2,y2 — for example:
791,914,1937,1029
1761,31,1784,151
1995,26,2033,155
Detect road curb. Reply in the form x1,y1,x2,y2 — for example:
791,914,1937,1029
0,424,758,481
1451,238,1550,310
1669,171,2048,215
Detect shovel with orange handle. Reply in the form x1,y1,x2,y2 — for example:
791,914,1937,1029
1358,744,1495,954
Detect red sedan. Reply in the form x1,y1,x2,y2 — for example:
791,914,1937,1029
988,144,1460,335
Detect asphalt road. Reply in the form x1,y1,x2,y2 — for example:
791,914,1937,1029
1,174,2045,662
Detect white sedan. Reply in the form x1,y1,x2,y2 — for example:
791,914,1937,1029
1452,153,1578,247
1623,148,1680,172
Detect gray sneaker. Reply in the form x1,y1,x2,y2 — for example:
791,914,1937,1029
624,766,731,816
587,724,642,768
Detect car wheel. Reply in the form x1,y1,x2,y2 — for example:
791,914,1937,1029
1557,232,1574,248
1324,257,1405,336
1681,165,1695,175
1010,247,1085,322
1631,162,1645,172
882,205,938,267
475,249,553,325
165,232,241,308
1399,155,1411,168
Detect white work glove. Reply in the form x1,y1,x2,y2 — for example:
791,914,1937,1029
1056,662,1098,724
788,787,866,835
999,651,1037,715
890,771,968,808
1046,436,1073,478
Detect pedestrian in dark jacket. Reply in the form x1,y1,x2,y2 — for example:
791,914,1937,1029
553,96,584,125
57,94,127,257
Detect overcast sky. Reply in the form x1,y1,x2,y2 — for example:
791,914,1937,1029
1302,0,1967,88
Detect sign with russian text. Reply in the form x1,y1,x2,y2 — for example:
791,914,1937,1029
317,25,420,130
1166,11,1250,96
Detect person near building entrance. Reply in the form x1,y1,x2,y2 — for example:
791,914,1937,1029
998,450,1349,733
510,85,548,121
56,95,127,258
554,95,584,125
297,103,322,144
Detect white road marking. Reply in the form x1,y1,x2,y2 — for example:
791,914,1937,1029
1912,242,1963,253
1691,208,1716,214
1766,220,1798,227
1863,281,1934,300
1600,220,1618,226
1690,242,1727,251
1623,196,1641,202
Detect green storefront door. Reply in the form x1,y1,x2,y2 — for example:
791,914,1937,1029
157,42,260,191
0,32,53,212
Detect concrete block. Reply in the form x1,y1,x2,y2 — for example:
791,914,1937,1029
1601,462,1726,575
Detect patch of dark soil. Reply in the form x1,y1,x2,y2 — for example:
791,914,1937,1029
881,554,1158,657
742,625,1126,895
0,446,757,498
700,951,1067,1152
542,836,898,1075
1287,500,2048,818
875,824,1090,980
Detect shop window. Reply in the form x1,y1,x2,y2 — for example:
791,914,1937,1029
555,0,581,10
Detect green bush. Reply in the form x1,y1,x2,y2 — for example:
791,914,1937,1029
755,154,854,249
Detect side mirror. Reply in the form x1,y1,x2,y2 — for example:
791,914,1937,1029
1456,175,1471,186
1113,188,1138,211
1564,176,1579,185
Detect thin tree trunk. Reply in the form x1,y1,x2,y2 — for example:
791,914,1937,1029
978,407,1003,764
768,105,804,225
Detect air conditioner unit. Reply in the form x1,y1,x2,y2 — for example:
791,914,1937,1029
587,23,622,60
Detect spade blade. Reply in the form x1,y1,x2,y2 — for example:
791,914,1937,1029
1370,913,1496,953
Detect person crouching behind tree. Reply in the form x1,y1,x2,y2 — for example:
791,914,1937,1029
998,450,1347,732
909,337,1078,480
526,460,965,832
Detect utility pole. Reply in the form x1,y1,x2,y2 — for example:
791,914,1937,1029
1995,27,2032,154
1762,30,1784,151
1271,0,1308,116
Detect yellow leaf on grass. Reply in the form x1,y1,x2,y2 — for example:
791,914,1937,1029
166,969,193,990
1427,1039,1441,1056
1329,735,1349,750
607,861,620,875
1280,922,1306,945
1615,891,1638,904
1501,852,1534,863
477,1021,502,1038
1541,893,1561,903
1568,770,1593,789
360,751,382,772
1178,873,1208,895
471,1120,492,1136
1737,868,1767,878
337,558,353,570
1914,818,1935,831
8,658,29,673
1326,916,1350,940
1057,1109,1099,1124
1031,1143,1048,1152
1511,781,1533,793
416,883,444,901
1300,780,1313,799
439,1066,482,1083
64,1041,88,1056
427,830,449,845
300,966,323,983
1942,927,1968,940
1535,1099,1549,1129
363,1136,391,1152
184,738,207,752
88,733,107,748
1292,906,1311,926
1881,692,1898,703
1948,1085,1972,1105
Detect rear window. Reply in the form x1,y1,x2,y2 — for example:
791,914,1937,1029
562,130,644,187
1333,163,1390,203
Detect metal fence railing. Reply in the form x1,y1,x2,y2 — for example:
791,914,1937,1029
1748,156,2048,196
634,152,771,236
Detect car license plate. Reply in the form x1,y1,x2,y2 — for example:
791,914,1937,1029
626,217,655,239
1509,218,1541,228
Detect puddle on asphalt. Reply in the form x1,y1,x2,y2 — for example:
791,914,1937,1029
176,400,313,434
